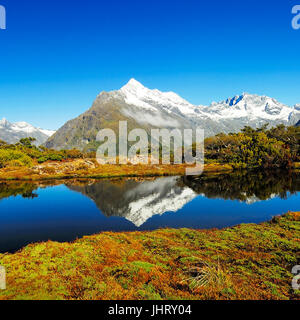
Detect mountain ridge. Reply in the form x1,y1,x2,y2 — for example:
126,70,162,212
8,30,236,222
0,118,55,145
45,79,300,151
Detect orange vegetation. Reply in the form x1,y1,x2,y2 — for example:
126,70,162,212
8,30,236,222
0,212,299,300
0,160,233,181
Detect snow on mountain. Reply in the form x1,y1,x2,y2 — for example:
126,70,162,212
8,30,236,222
0,118,56,145
118,80,300,124
120,78,200,117
201,93,297,122
39,128,56,137
115,79,300,135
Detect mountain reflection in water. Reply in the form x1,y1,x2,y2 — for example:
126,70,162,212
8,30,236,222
68,171,300,226
0,170,299,253
68,177,196,227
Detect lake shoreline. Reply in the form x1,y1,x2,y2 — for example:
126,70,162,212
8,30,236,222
0,211,299,300
1,160,299,181
0,161,235,181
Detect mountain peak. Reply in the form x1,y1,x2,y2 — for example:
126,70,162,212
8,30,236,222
0,118,55,145
122,78,145,90
221,92,276,108
118,78,198,117
0,118,9,126
15,121,34,128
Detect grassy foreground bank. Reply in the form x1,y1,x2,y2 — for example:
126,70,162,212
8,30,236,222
0,212,299,300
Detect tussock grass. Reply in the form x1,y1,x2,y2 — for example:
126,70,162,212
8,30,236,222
184,259,232,290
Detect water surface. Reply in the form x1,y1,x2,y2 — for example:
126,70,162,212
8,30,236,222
0,170,299,253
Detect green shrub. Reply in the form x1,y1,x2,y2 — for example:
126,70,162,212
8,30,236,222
64,149,83,159
0,149,33,168
48,153,64,161
37,153,65,163
37,156,49,164
205,124,300,168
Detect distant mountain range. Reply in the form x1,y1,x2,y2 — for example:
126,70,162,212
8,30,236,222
45,79,300,151
2,79,299,150
0,118,55,145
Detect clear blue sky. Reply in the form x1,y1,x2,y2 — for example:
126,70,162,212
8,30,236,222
0,0,299,129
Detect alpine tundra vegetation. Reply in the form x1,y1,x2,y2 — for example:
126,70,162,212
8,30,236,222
0,212,299,300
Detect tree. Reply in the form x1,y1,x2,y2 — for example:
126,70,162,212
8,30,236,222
19,137,36,148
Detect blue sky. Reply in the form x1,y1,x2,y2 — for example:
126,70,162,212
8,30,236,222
0,0,300,129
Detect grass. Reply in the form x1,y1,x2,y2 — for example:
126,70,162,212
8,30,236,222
0,212,299,300
0,159,233,181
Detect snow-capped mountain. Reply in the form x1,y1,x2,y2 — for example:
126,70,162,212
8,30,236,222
120,78,201,118
0,118,56,145
46,79,300,151
201,93,298,122
118,79,300,132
